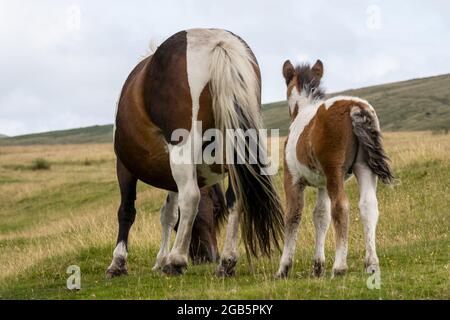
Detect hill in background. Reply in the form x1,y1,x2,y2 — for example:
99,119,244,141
0,125,113,146
1,74,449,146
264,73,450,135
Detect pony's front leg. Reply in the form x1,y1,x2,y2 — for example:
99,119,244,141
152,192,178,271
275,173,305,279
106,159,137,278
216,186,239,276
312,188,331,277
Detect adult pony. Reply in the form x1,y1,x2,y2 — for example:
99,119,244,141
107,28,283,277
275,59,394,278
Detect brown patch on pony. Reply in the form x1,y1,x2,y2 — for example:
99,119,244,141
294,101,359,183
115,55,177,191
144,31,192,144
312,101,358,174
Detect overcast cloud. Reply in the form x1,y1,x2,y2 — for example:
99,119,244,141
0,0,449,136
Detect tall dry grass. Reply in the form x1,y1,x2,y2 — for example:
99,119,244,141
0,131,448,285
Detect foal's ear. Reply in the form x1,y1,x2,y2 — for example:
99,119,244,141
312,59,324,80
282,60,295,85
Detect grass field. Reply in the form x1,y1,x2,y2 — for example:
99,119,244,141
0,131,448,299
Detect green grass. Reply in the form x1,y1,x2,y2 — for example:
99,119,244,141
1,237,447,300
0,133,448,299
1,74,449,145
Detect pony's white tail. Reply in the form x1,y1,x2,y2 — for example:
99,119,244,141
209,37,284,256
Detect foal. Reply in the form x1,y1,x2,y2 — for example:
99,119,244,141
275,60,394,278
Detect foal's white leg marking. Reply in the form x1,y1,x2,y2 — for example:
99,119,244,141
353,162,380,273
313,188,331,266
275,188,304,278
276,213,302,277
152,192,178,271
107,240,127,271
331,200,350,276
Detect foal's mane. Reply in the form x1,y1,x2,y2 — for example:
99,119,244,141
295,63,325,101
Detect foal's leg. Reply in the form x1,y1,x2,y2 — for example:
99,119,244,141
325,169,350,276
216,185,239,277
353,162,380,274
312,188,331,277
152,192,178,271
275,174,305,279
106,159,137,278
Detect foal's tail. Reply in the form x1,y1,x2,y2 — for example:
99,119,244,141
209,35,284,256
350,105,395,184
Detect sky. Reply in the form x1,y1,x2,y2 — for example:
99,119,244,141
0,0,449,136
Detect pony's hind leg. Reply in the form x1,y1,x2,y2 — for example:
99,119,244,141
312,188,331,277
353,161,380,274
275,174,305,279
162,144,201,275
152,192,178,271
325,169,350,277
106,159,137,278
216,185,239,277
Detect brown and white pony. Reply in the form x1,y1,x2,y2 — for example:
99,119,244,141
275,59,394,278
106,28,283,277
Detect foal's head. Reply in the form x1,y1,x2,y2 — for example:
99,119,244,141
282,59,325,119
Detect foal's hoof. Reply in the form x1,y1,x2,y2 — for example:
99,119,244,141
215,258,237,277
312,261,326,277
162,263,185,276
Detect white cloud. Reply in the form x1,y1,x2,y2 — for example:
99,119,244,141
0,0,449,135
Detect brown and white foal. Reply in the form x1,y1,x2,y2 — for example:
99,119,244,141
275,60,394,278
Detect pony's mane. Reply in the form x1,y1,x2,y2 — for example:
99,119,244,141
295,63,325,101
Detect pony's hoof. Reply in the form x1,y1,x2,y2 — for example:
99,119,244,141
106,257,128,279
366,263,380,275
274,270,288,279
312,261,326,277
152,258,167,272
106,266,128,279
162,263,185,276
331,267,348,277
152,264,161,272
215,258,237,277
